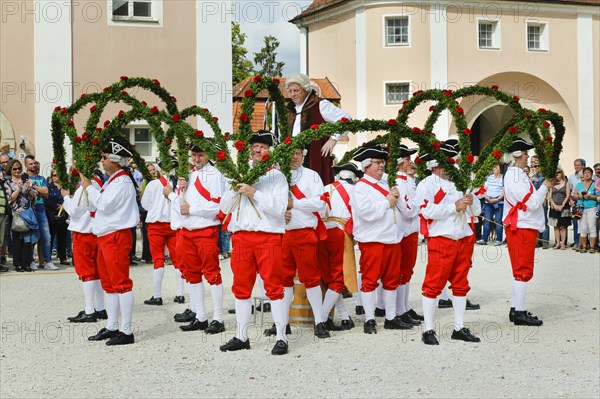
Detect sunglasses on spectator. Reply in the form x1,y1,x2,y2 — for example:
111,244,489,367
12,167,22,171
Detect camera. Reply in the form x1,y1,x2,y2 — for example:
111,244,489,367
20,173,29,182
581,190,588,196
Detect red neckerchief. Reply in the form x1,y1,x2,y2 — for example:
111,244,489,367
504,182,534,231
100,169,128,193
332,181,353,234
290,184,328,240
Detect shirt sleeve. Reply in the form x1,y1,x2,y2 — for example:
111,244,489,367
319,100,352,141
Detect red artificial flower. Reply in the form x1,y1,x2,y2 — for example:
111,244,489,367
90,105,96,112
71,168,79,176
150,106,159,114
513,96,520,102
429,106,435,112
543,121,551,128
402,100,409,106
86,154,91,160
67,120,74,126
431,132,436,137
80,93,87,99
95,128,102,133
466,154,475,164
152,79,161,86
195,130,204,137
120,76,128,81
262,154,270,162
239,113,249,123
52,158,56,164
212,117,219,122
172,114,181,122
92,138,99,146
121,90,128,96
81,132,89,141
388,119,398,126
103,87,110,92
524,113,533,118
414,156,422,164
244,90,254,97
433,142,441,150
104,120,110,127
165,138,171,145
340,117,349,124
235,140,245,151
491,85,499,91
141,101,147,106
283,137,292,145
202,108,208,112
54,106,61,111
61,108,68,114
272,78,281,84
463,128,472,135
216,151,226,161
508,126,519,133
118,110,125,119
493,150,502,159
546,136,553,143
253,76,263,82
456,107,464,115
191,105,198,109
311,124,319,130
442,89,453,97
538,108,547,114
171,96,177,103
413,90,423,96
75,136,82,143
448,158,456,164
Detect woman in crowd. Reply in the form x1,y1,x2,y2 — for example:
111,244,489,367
548,169,571,250
45,170,70,265
4,159,38,272
478,163,504,245
572,167,598,253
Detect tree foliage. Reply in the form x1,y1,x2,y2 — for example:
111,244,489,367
231,22,254,86
253,35,285,78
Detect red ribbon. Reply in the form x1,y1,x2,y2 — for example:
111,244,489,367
194,177,220,204
503,183,534,231
290,184,328,240
332,181,353,235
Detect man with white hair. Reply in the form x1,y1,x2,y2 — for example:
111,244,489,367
286,72,352,186
351,144,413,334
83,141,139,345
503,138,554,326
416,143,481,345
220,130,290,355
318,163,363,331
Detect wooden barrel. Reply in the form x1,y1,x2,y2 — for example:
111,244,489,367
343,232,358,293
289,278,314,325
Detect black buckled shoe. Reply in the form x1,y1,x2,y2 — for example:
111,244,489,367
363,319,377,334
0,265,9,272
314,322,330,338
513,310,543,326
95,310,108,320
256,302,271,312
263,323,291,337
324,318,343,331
355,305,365,315
399,312,421,326
509,307,540,323
174,309,196,323
466,299,480,310
205,320,225,334
173,296,185,304
144,296,163,306
341,318,355,330
374,307,386,317
220,337,250,352
407,308,424,321
106,332,134,346
68,311,97,323
88,328,119,341
451,327,481,342
384,316,414,330
438,299,453,308
271,340,288,355
422,330,439,345
180,319,208,331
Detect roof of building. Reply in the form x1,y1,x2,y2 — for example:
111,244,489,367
290,0,600,22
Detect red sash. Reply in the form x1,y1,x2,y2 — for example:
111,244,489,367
357,178,390,197
332,181,354,234
100,169,128,193
418,188,447,237
290,184,328,240
397,174,407,181
90,177,104,218
503,182,534,231
194,177,220,204
159,176,168,187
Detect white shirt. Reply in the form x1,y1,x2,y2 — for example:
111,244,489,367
396,173,420,238
502,166,548,232
172,164,224,231
415,174,481,240
62,181,102,234
292,98,352,141
220,168,288,234
350,175,399,245
141,176,173,224
323,180,354,230
287,166,326,231
86,170,140,237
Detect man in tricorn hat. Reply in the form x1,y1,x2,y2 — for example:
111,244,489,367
351,144,413,334
415,142,481,345
83,140,139,345
502,138,553,326
220,130,290,355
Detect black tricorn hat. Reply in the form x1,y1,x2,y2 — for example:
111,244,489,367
507,138,535,153
333,162,364,178
103,140,133,157
249,130,276,147
399,144,417,158
353,144,388,162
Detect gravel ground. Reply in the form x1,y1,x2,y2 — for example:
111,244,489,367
1,243,599,399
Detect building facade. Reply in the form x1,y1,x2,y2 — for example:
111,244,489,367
1,0,233,174
291,0,600,165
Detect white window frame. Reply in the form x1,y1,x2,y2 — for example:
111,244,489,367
383,81,412,106
477,18,501,50
107,0,163,27
526,21,549,52
121,122,157,161
383,15,411,48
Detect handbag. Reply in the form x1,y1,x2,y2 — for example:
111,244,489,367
11,213,29,232
561,208,571,218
